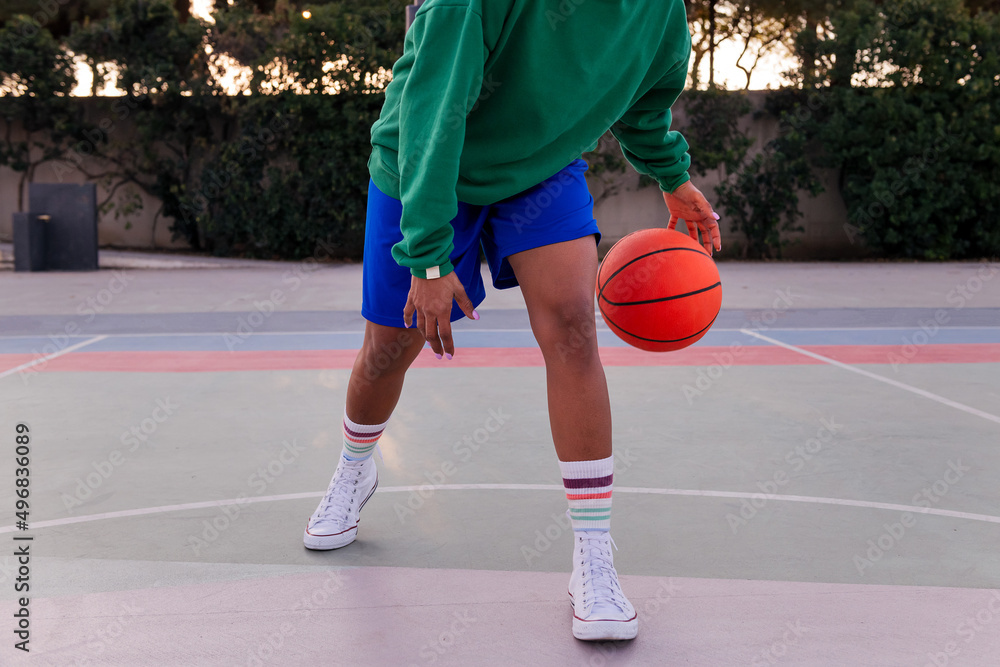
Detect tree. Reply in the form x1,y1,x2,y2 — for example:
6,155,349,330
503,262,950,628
685,0,817,89
0,16,84,210
65,0,219,246
791,0,1000,258
716,125,823,258
0,1,114,37
188,0,406,257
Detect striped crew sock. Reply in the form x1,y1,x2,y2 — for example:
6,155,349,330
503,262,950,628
341,414,388,462
559,455,614,532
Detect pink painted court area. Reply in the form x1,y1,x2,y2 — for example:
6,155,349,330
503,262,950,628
1,260,999,666
3,342,1000,375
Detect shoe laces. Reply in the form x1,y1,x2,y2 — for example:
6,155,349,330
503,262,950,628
315,458,368,524
577,532,628,612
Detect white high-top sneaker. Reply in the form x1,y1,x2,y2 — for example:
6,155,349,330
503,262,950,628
568,531,638,641
303,456,378,550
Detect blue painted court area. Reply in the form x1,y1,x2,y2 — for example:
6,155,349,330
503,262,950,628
1,262,998,666
2,313,1000,354
0,327,994,354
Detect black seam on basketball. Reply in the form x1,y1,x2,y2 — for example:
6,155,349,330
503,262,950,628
601,282,721,307
597,247,712,300
602,308,719,344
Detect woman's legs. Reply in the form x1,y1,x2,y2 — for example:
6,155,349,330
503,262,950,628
303,321,424,550
350,235,611,462
506,236,611,462
345,322,425,424
507,236,637,641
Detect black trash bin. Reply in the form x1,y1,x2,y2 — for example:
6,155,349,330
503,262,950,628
31,183,99,271
12,212,48,272
12,183,99,272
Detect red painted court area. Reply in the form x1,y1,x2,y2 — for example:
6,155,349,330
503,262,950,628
4,343,999,374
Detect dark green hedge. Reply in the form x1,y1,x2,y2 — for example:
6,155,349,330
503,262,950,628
791,0,1000,259
186,93,382,259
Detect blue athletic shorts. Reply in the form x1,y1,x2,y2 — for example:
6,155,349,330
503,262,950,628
362,158,601,328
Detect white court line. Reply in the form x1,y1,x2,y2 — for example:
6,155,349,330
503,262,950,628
3,484,999,535
741,329,1000,425
0,335,108,380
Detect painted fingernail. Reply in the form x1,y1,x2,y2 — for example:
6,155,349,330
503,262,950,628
472,310,480,320
445,353,453,360
435,353,442,360
712,212,720,220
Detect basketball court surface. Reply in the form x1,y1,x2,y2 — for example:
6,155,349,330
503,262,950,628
1,258,998,665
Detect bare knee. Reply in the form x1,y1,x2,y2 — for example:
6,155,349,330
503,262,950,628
530,299,600,363
356,324,422,382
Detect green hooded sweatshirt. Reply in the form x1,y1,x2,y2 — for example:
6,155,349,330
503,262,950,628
369,0,692,279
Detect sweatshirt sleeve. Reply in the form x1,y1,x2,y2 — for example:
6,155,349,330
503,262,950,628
390,5,486,279
610,54,692,194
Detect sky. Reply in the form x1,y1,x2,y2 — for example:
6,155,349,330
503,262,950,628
191,0,214,20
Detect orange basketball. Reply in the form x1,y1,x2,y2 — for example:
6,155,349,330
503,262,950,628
597,228,722,352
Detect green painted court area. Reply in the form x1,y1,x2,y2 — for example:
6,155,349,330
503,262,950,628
1,261,999,666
